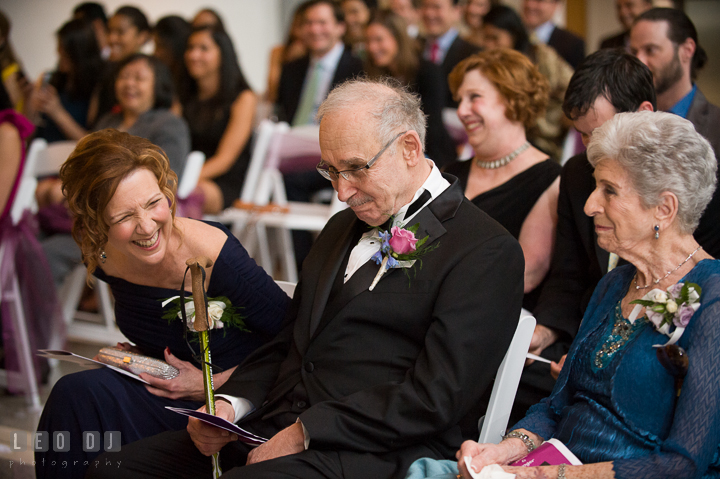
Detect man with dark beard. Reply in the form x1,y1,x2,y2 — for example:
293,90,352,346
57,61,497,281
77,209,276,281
629,8,719,155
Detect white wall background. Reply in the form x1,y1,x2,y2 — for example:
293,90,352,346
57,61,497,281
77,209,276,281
3,0,284,94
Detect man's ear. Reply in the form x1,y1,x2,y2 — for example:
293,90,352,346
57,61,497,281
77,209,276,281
402,131,424,167
637,100,654,112
678,37,696,66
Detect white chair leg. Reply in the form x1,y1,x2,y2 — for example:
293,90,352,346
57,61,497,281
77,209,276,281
255,222,273,277
60,265,87,326
278,227,298,283
9,274,41,409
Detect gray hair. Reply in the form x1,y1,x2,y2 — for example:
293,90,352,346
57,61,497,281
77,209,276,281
587,111,717,234
316,77,427,152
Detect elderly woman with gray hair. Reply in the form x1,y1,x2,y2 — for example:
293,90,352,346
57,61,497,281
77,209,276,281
408,111,720,479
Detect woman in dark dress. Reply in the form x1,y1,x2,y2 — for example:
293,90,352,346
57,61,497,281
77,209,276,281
445,49,559,311
364,9,456,168
182,26,257,214
35,130,289,479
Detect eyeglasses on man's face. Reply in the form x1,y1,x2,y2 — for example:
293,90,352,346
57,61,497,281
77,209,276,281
316,131,408,183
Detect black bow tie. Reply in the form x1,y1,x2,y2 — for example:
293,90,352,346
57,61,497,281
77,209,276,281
370,189,433,231
405,189,432,218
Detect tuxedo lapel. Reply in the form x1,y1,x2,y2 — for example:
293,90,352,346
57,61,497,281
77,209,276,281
308,175,464,341
305,215,360,343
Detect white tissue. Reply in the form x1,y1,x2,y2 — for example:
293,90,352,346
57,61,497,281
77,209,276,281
463,457,516,479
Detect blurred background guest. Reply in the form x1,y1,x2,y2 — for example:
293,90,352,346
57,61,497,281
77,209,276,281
275,0,363,126
94,5,151,124
389,0,422,38
364,9,455,167
265,2,308,104
445,49,559,312
461,0,495,47
600,0,652,50
182,25,256,214
521,0,585,68
95,54,189,176
482,5,573,160
0,10,29,113
340,0,373,59
0,82,32,226
419,0,480,108
72,2,109,59
26,18,102,142
191,7,226,31
152,15,191,112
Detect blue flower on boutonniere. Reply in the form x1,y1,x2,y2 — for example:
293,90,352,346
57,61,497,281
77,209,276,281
369,223,438,291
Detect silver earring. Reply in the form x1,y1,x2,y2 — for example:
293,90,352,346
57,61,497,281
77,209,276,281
100,251,107,264
654,225,660,240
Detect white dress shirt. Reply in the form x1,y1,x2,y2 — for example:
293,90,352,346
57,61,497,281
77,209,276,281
344,161,450,282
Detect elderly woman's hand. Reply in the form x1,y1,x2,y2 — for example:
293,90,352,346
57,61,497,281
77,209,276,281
551,355,567,380
141,347,237,401
456,439,522,478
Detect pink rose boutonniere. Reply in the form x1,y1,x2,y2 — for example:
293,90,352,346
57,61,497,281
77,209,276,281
369,222,438,291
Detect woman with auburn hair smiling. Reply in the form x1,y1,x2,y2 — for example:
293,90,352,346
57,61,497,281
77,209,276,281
35,130,288,479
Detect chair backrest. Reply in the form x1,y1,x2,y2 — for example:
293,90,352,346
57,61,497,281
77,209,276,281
478,311,536,444
10,177,38,225
177,151,205,200
26,139,77,178
240,119,285,204
274,280,297,298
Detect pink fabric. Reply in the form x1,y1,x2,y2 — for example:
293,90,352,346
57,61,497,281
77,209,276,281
0,109,34,223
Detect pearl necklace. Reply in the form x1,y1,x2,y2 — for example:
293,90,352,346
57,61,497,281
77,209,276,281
634,245,703,290
475,141,530,169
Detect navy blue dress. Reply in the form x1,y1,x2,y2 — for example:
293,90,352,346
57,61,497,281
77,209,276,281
35,222,289,479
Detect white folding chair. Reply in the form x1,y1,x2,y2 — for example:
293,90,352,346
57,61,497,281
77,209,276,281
0,174,45,408
477,310,536,444
177,151,205,200
213,121,346,281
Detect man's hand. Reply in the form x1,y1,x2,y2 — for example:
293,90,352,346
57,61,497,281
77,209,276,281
246,422,305,465
525,325,559,366
187,401,237,456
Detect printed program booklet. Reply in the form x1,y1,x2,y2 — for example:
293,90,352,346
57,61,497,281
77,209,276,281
165,407,267,446
510,438,583,466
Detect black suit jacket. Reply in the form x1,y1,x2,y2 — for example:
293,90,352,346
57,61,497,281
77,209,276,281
217,176,524,478
420,35,481,108
547,26,585,69
688,88,720,258
532,153,608,339
275,45,364,124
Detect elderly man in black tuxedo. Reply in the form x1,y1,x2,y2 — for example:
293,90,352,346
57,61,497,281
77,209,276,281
88,80,524,479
